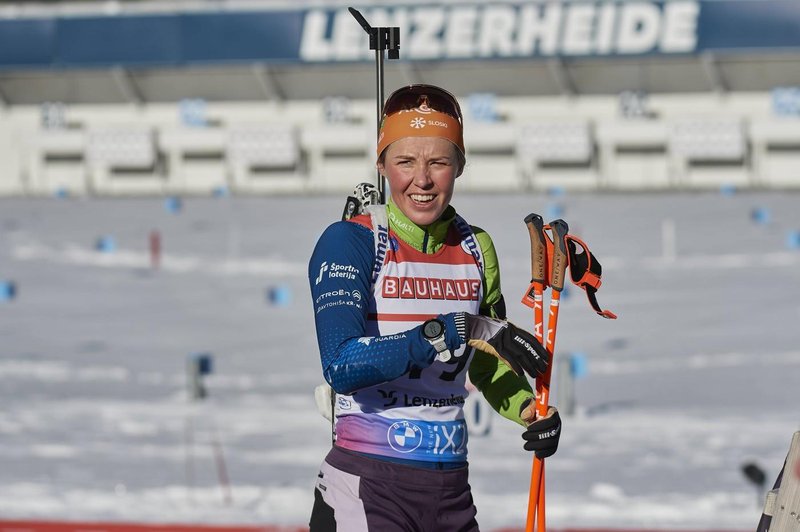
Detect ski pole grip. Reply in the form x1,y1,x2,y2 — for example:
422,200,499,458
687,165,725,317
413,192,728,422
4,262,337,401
524,213,546,284
549,219,570,292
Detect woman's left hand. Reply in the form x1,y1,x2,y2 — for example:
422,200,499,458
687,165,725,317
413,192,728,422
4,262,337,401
520,402,562,458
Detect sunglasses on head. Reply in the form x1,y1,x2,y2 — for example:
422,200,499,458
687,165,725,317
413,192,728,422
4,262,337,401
383,84,463,122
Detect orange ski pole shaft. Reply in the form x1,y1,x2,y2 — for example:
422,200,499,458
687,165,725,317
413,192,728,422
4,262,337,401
523,213,547,531
536,283,563,532
527,219,570,532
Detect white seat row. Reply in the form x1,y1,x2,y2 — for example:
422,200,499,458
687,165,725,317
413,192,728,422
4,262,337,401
3,116,800,196
468,117,800,191
19,125,306,196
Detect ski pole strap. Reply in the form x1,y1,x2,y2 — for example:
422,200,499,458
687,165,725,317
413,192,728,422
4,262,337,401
565,234,617,319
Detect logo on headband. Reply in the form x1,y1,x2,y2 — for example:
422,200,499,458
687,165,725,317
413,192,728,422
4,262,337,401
377,106,462,156
398,105,433,116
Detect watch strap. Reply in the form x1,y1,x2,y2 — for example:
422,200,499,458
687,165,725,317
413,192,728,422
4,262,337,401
453,312,467,341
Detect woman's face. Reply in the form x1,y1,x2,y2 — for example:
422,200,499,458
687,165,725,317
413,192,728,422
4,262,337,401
377,137,461,227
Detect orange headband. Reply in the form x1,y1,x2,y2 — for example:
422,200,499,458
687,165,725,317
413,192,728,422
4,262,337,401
377,106,464,157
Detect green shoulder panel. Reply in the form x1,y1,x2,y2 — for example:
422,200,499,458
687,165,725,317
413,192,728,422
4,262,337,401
471,226,501,311
470,225,534,427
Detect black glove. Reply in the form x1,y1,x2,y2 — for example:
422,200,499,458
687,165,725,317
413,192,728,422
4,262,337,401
520,399,562,458
440,312,549,378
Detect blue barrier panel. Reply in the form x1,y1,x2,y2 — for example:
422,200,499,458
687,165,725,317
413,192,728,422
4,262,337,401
190,352,214,375
187,352,213,400
58,15,181,66
698,0,800,50
181,12,302,63
1,1,800,68
0,18,55,67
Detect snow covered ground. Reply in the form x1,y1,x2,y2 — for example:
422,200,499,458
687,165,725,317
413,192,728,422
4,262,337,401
1,192,798,531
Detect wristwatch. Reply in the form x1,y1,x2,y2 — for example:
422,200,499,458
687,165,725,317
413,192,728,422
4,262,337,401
422,318,453,362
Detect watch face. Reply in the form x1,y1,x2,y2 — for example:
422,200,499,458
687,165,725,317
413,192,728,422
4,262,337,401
423,319,443,339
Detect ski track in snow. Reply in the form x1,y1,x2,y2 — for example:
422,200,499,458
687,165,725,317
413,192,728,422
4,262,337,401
1,193,798,530
11,240,304,278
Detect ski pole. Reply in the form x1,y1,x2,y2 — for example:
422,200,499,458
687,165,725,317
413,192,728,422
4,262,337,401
539,219,569,532
522,213,547,530
525,219,570,532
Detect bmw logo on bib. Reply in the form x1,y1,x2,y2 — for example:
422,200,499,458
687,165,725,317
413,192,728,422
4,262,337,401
387,421,423,453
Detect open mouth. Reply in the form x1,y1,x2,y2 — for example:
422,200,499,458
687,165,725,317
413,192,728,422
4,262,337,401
409,194,436,205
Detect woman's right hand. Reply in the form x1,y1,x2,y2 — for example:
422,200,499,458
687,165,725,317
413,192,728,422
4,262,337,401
439,313,549,379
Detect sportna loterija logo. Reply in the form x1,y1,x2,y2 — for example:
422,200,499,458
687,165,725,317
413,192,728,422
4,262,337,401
410,117,426,129
387,421,423,453
315,261,329,285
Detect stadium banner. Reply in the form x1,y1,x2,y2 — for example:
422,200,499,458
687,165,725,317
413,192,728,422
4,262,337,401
2,0,800,68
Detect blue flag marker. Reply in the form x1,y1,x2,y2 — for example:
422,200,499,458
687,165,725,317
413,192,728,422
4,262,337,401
95,236,116,253
267,285,292,307
570,352,589,380
165,196,183,214
750,207,771,225
785,230,800,250
0,281,16,302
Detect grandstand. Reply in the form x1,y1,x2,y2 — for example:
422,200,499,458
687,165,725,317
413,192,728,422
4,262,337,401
2,0,800,196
